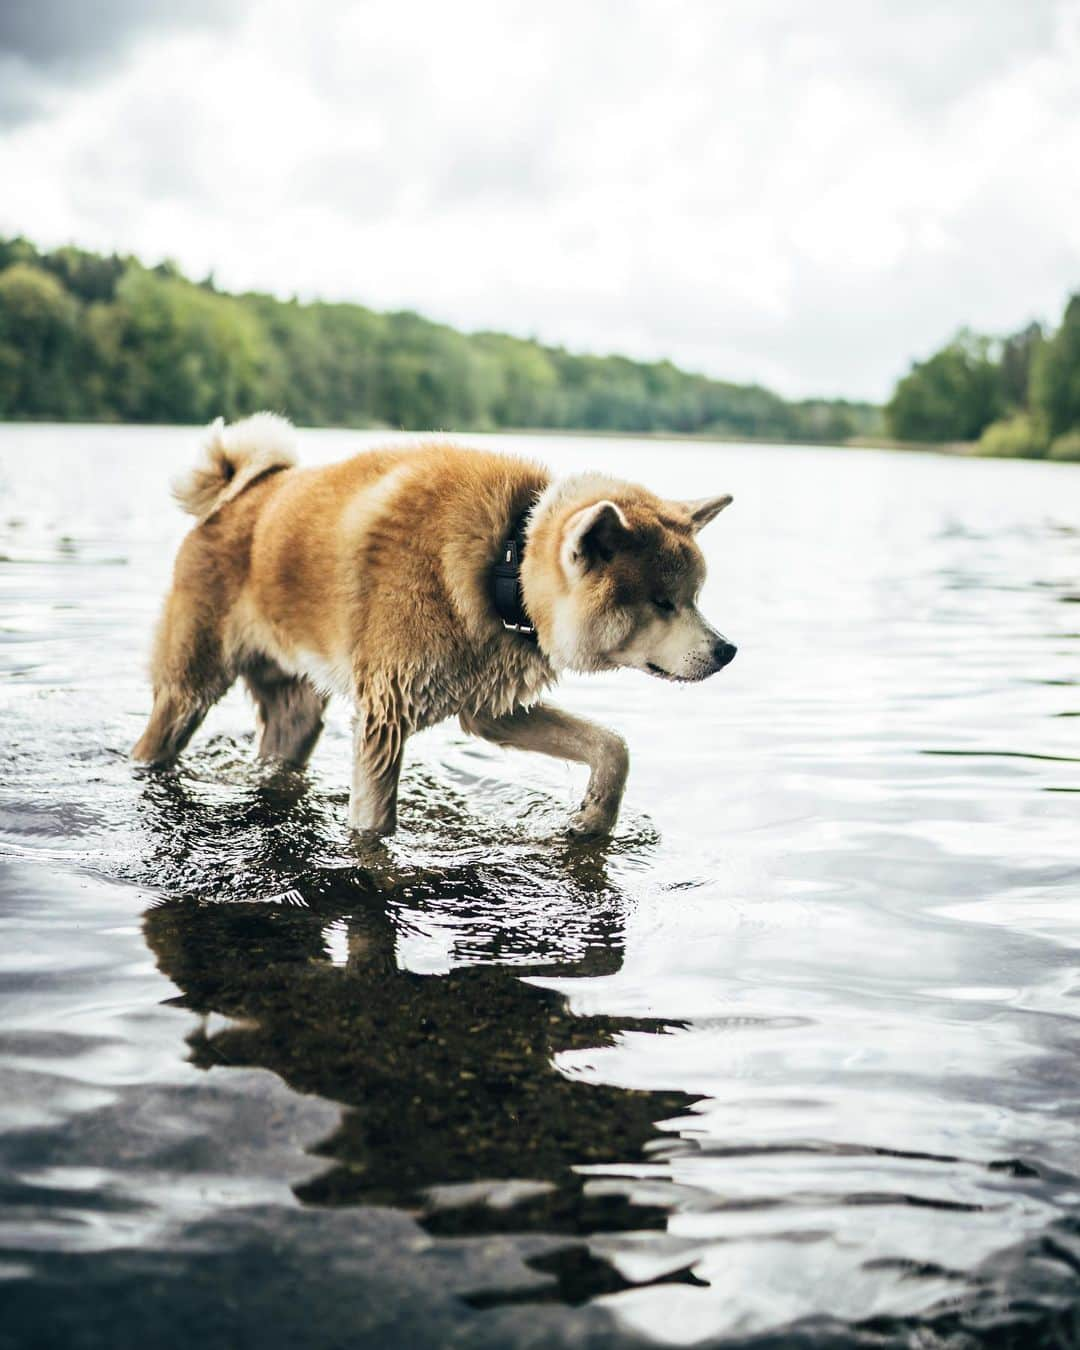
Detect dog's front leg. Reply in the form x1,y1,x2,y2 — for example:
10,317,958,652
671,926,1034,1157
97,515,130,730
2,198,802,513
349,713,406,834
461,703,629,838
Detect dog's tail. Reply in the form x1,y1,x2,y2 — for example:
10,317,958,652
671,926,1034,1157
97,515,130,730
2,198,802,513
172,412,298,521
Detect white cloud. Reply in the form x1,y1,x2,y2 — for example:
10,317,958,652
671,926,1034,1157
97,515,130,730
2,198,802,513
1,0,1078,400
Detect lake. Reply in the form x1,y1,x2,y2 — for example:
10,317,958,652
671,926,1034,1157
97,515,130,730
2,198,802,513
1,424,1078,1349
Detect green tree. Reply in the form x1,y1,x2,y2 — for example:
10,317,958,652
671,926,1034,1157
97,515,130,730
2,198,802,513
998,321,1043,411
885,330,1003,442
0,263,81,417
105,266,271,423
1031,295,1080,438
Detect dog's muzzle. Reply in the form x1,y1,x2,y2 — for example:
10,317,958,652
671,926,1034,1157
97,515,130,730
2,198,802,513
646,637,736,682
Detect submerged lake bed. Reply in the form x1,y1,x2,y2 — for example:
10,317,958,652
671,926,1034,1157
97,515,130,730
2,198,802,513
1,424,1078,1348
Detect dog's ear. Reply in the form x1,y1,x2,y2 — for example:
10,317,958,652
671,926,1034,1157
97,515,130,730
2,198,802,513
675,494,733,532
561,500,629,578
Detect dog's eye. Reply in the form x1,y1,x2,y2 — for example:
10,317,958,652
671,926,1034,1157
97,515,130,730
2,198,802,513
653,597,675,614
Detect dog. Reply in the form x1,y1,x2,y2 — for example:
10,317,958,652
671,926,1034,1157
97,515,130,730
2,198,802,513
133,414,736,836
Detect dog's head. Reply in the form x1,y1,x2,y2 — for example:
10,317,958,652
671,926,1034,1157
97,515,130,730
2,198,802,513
527,479,736,681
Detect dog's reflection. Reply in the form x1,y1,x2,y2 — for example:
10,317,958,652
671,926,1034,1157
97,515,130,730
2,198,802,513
138,765,702,1305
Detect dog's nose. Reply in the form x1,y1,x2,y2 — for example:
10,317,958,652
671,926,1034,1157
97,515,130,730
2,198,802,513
714,640,737,668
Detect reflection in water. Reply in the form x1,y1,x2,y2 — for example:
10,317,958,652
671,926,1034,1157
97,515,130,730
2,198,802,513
138,774,700,1308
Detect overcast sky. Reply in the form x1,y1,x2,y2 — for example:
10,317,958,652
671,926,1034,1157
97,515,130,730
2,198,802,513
1,0,1078,400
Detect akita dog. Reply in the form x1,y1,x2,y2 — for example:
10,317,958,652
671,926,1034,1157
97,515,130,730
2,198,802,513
133,414,736,836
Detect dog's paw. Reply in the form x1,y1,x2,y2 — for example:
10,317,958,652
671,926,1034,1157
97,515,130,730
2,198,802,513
567,803,617,839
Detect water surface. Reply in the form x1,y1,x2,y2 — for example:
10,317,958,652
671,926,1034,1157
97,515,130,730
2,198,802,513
1,425,1078,1348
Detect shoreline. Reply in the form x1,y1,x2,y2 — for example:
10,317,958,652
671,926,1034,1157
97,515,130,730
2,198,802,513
0,416,952,452
1,418,1065,462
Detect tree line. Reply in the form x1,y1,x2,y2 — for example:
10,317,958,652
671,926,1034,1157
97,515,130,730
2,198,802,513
885,297,1080,461
0,236,878,442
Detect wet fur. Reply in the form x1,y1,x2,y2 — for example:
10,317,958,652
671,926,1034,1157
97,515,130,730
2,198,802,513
134,415,732,836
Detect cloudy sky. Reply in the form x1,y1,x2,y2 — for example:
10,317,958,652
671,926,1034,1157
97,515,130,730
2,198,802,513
1,0,1078,401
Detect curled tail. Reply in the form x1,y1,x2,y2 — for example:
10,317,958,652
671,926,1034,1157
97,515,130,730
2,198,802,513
172,412,298,521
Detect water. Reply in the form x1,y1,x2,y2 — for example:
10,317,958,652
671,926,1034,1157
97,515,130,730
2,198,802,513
1,424,1078,1349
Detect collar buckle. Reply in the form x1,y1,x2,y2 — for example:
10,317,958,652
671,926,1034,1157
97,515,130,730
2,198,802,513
492,510,538,643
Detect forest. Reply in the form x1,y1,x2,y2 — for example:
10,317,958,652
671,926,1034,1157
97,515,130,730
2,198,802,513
0,236,878,442
885,299,1080,461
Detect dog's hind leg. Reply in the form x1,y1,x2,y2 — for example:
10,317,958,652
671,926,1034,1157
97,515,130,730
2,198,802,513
244,657,328,768
132,687,220,766
461,702,629,838
132,589,233,766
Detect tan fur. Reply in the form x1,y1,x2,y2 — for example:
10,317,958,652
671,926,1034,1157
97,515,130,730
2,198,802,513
134,414,734,835
172,412,298,520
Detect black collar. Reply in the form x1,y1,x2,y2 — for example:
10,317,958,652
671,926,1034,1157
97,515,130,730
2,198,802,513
492,510,537,641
